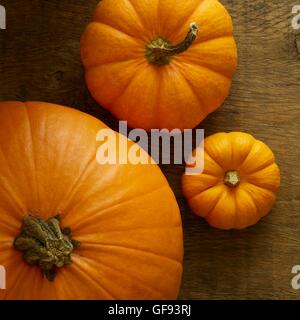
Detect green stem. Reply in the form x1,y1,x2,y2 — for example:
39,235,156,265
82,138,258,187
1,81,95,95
146,22,199,65
224,171,241,188
14,215,80,281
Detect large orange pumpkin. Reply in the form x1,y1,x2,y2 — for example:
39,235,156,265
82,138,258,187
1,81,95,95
182,132,280,230
80,0,237,131
0,101,183,300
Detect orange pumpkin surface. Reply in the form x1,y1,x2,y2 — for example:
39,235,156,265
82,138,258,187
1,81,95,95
81,0,237,131
182,132,280,230
0,101,183,300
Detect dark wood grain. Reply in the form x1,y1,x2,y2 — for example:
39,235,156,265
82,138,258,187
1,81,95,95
0,0,300,300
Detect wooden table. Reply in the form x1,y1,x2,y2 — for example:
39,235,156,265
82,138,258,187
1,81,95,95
0,0,299,300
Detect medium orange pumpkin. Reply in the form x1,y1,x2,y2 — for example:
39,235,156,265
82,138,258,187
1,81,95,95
0,101,183,300
80,0,237,131
182,132,280,230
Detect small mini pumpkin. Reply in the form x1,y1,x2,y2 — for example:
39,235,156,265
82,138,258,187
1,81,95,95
182,132,280,230
80,0,237,131
0,101,183,300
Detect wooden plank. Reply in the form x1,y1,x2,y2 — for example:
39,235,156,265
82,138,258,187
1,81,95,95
179,0,300,300
0,0,299,299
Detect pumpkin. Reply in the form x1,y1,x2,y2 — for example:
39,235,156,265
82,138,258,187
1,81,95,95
80,0,237,131
0,101,183,300
182,132,280,230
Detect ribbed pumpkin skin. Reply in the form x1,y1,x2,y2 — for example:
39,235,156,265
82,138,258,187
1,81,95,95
182,132,280,230
0,101,183,300
80,0,237,131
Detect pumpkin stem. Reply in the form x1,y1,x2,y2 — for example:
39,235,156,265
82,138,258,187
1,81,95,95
224,170,241,188
146,22,199,65
14,215,80,282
